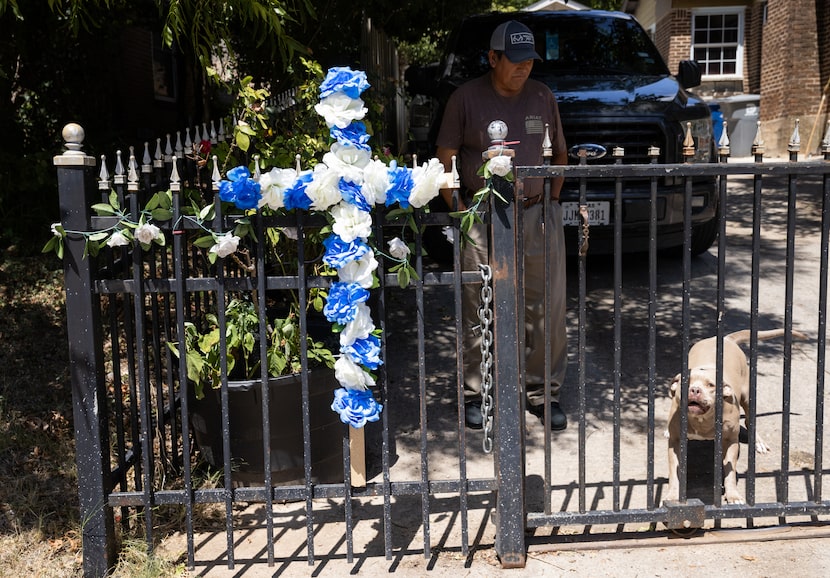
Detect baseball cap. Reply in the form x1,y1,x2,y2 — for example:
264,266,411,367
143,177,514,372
490,20,541,63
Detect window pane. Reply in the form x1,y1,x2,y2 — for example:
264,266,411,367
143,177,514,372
693,10,742,76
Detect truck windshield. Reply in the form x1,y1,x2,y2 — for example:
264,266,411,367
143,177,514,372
448,14,670,82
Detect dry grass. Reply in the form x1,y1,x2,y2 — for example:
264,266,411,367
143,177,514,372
0,251,83,576
0,252,189,577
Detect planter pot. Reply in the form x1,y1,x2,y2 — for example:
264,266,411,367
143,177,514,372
189,371,345,486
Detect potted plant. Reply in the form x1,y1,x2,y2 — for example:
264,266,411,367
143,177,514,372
173,295,343,485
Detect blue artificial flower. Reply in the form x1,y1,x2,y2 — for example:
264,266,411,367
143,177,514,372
283,172,314,211
342,334,383,370
385,160,414,209
322,234,370,269
339,178,371,212
331,387,383,428
330,122,371,151
219,165,262,210
319,67,370,100
323,282,370,325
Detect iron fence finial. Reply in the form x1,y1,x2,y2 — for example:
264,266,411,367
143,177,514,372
788,118,801,153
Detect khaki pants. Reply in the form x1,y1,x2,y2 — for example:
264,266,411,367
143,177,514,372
461,202,567,406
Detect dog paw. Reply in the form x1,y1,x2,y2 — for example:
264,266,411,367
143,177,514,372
755,436,770,454
724,493,745,505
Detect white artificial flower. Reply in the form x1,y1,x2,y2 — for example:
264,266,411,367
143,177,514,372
281,227,298,240
489,155,513,177
334,355,375,391
339,302,374,346
337,252,378,289
258,167,296,210
209,233,240,258
323,142,371,184
106,231,130,248
134,223,161,245
408,157,445,208
442,226,456,245
305,163,343,211
330,202,373,243
361,158,390,206
314,92,367,128
387,237,410,260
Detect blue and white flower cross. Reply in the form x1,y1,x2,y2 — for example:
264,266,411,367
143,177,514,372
218,67,446,428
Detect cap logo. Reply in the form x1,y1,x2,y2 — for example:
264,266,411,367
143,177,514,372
509,32,534,46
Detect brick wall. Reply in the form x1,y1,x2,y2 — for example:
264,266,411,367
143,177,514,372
819,0,830,141
760,0,822,155
648,0,826,156
745,1,763,94
654,9,691,75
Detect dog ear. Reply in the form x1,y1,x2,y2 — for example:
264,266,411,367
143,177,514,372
722,383,734,399
669,374,681,397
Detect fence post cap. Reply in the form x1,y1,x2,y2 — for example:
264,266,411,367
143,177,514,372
54,123,95,166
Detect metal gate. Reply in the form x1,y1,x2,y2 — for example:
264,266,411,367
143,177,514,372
53,122,830,577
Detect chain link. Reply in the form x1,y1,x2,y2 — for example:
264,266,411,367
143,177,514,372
478,264,495,453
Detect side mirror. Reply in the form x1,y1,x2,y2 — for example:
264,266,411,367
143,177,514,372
677,60,702,89
404,63,440,97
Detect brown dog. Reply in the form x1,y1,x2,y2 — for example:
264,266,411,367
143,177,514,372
666,329,805,504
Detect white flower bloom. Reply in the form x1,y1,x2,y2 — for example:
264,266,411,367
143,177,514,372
387,237,410,260
337,252,378,289
258,167,296,210
408,157,445,208
339,302,374,346
281,227,298,240
50,223,63,237
107,231,130,248
323,142,370,184
489,155,513,177
442,225,456,244
314,93,367,128
134,223,161,245
334,355,375,391
330,202,373,243
361,158,390,205
209,233,240,258
305,163,343,211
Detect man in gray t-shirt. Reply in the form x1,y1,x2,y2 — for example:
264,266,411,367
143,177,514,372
436,19,569,431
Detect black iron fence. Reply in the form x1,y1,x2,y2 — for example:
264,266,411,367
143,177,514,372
54,122,830,577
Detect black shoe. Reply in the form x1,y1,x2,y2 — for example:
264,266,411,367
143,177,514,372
527,401,567,431
464,400,483,429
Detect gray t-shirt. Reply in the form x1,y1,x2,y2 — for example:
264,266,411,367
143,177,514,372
435,72,567,197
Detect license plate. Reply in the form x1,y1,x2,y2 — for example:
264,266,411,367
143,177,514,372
562,202,610,226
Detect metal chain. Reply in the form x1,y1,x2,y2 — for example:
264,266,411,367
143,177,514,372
579,205,590,256
478,264,495,453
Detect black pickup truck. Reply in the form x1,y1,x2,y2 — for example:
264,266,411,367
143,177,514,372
406,10,718,256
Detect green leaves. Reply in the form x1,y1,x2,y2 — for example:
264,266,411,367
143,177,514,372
388,260,420,288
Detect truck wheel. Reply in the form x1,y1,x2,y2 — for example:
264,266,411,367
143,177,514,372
690,214,719,256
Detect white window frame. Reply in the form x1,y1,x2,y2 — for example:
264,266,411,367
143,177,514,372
691,6,745,81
